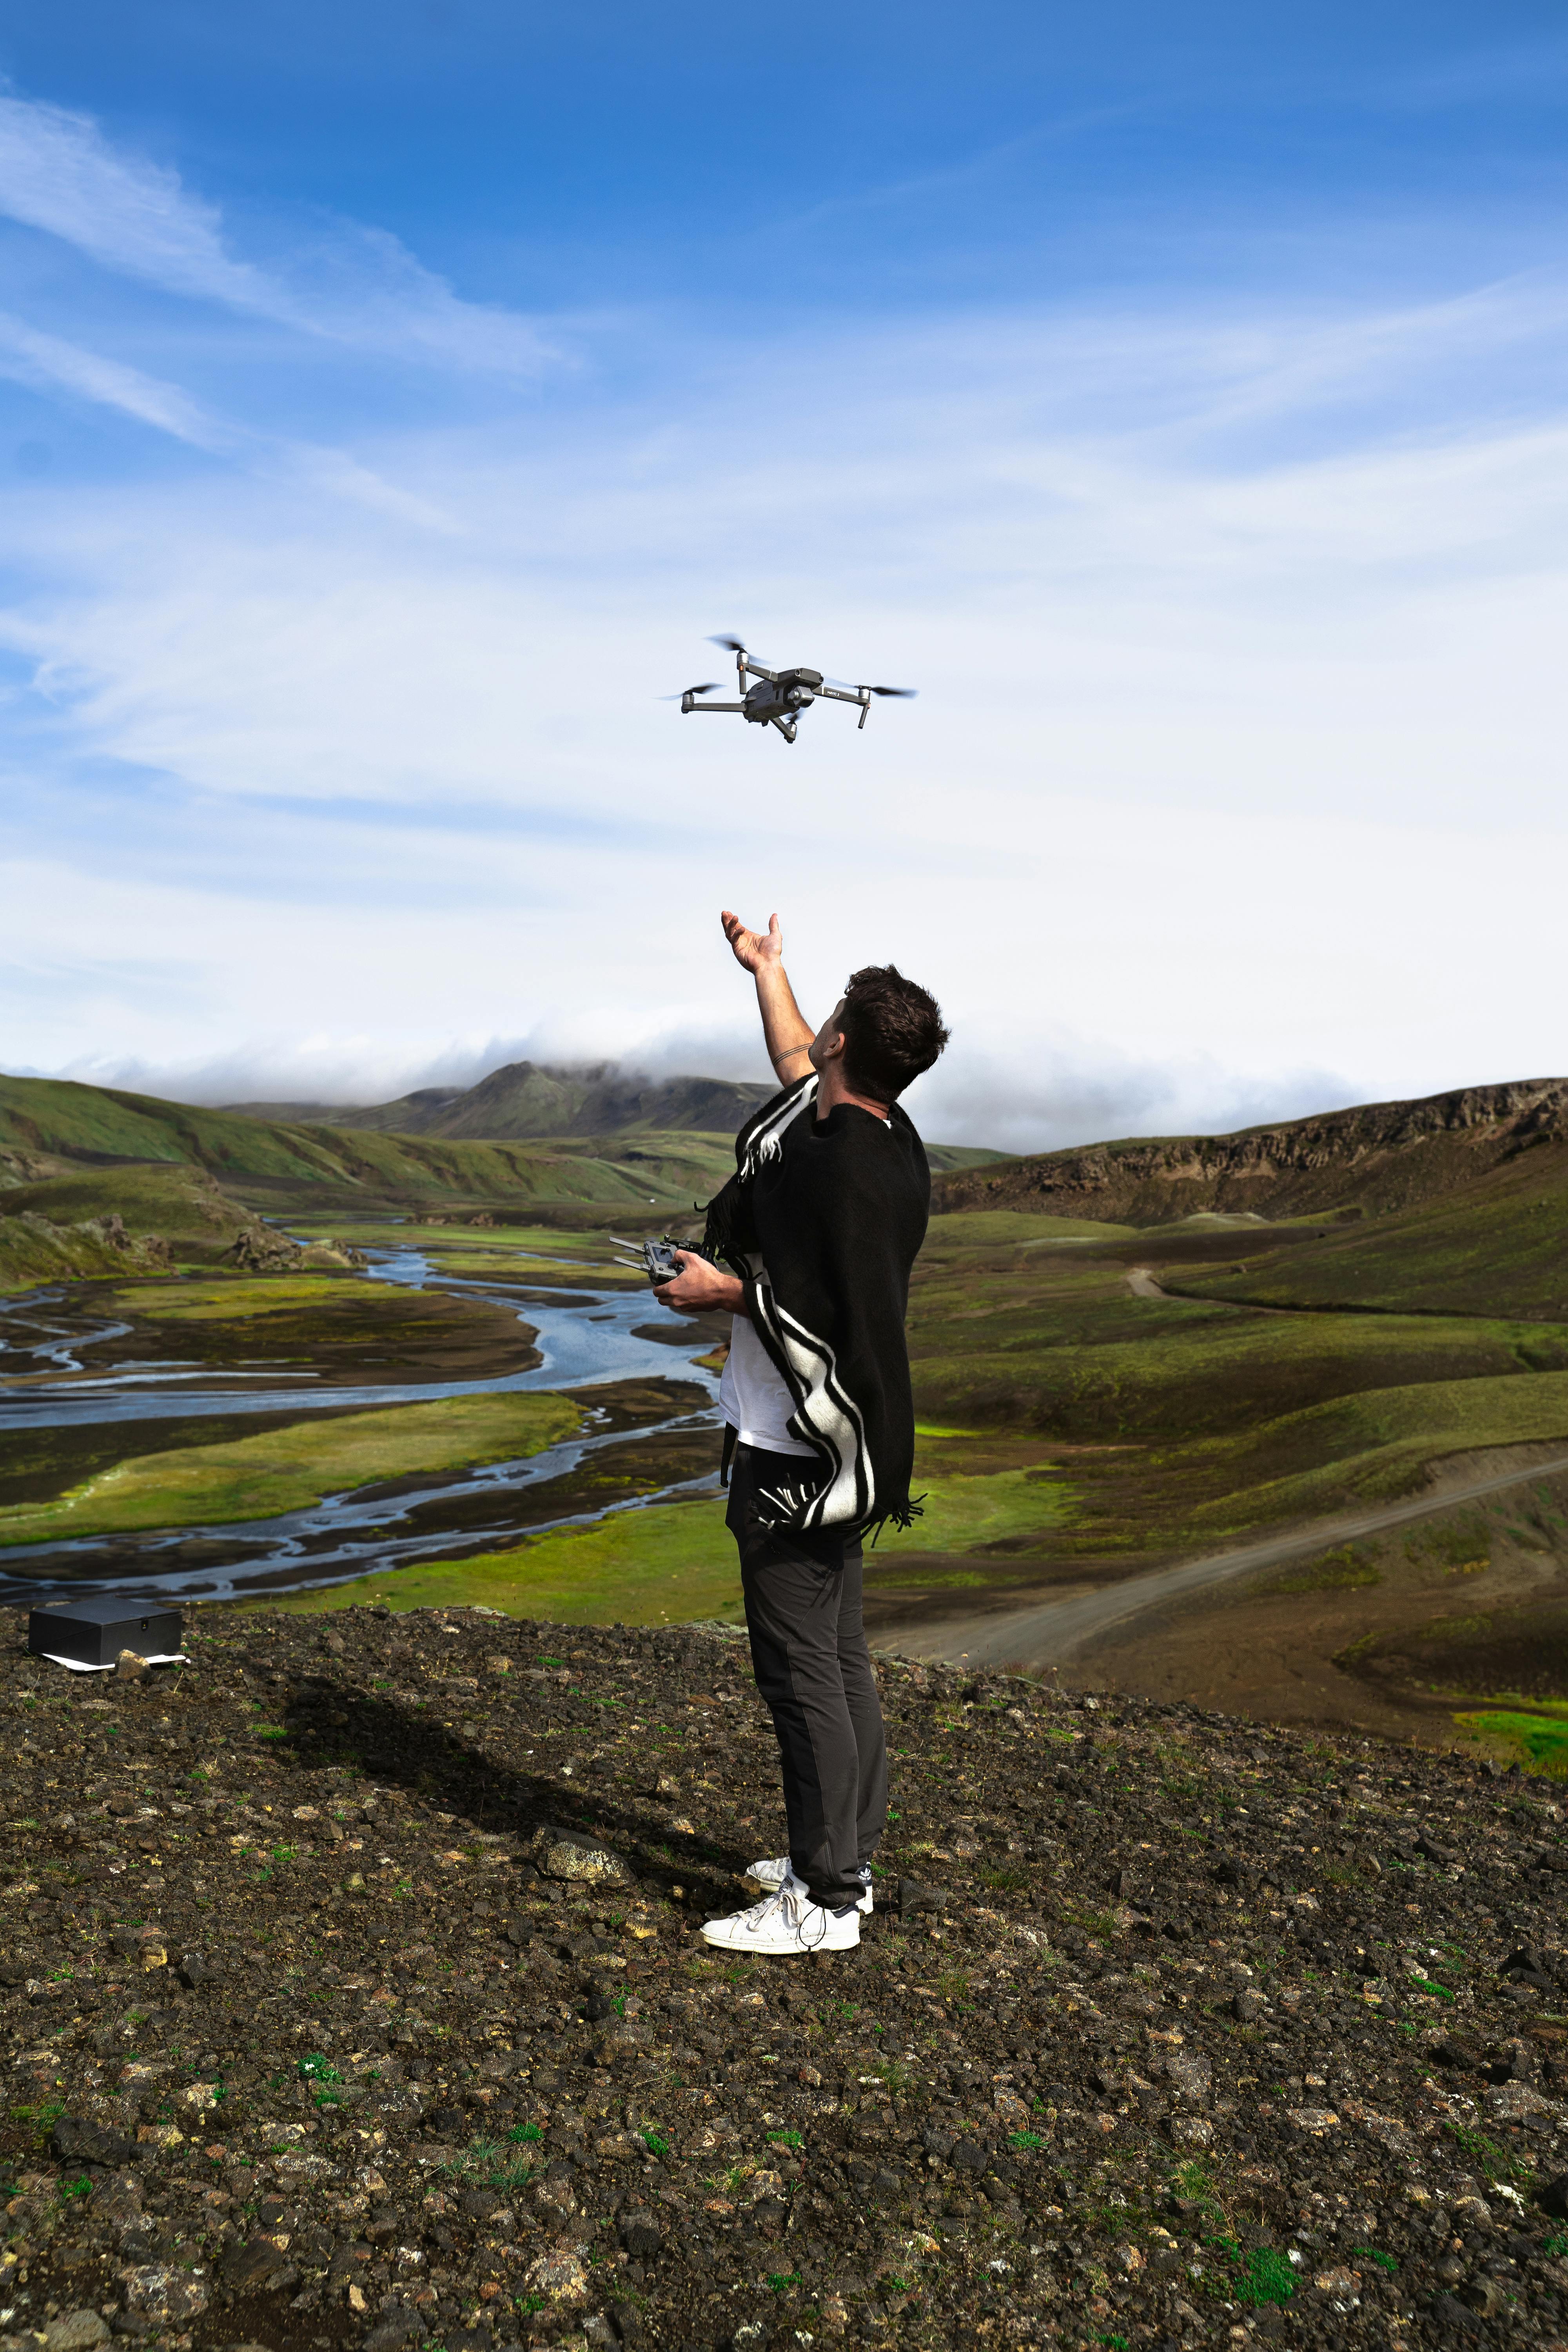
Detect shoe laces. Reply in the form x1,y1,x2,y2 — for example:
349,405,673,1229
779,1881,830,1948
735,1888,788,1931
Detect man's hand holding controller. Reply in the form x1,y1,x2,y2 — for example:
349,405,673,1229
613,1234,744,1316
657,1249,744,1314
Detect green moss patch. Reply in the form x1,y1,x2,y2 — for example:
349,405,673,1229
1455,1706,1568,1777
0,1391,583,1546
263,1492,741,1624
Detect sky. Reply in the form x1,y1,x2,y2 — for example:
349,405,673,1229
4,2,1568,1151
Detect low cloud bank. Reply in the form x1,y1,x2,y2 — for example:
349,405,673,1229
36,1030,1355,1157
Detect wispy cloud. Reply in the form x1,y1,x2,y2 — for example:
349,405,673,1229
0,307,221,443
0,91,556,376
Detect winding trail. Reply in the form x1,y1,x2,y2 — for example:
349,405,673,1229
882,1446,1568,1672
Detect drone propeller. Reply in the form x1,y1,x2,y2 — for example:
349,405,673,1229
824,673,918,699
659,682,723,700
708,634,747,653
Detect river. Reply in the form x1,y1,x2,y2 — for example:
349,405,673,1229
0,1244,723,1608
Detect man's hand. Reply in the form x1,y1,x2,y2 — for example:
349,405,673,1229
721,909,784,973
653,1252,745,1316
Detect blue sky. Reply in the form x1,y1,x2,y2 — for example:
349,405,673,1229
4,4,1568,1146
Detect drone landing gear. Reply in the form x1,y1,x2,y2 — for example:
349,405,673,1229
769,716,798,742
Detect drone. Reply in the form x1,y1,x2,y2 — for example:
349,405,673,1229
673,635,916,744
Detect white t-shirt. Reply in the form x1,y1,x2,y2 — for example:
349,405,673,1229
719,1308,817,1458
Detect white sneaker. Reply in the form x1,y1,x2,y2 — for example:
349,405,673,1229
746,1856,875,1915
701,1882,861,1955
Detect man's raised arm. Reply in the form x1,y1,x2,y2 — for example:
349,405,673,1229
720,909,815,1085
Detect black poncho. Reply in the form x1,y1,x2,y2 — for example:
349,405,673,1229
703,1071,931,1534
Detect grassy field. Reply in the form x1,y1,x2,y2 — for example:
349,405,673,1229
0,1391,583,1547
257,1444,1082,1624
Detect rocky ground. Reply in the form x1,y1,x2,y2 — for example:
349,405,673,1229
2,1609,1567,2352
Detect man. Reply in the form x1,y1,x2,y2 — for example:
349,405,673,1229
653,908,949,1957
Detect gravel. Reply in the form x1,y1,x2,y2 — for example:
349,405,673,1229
1,1603,1567,2351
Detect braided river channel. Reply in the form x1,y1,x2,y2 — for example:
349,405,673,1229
0,1243,724,1608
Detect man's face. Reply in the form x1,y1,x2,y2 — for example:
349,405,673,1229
807,997,848,1075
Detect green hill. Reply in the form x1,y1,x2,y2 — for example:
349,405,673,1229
1164,1144,1568,1322
0,1073,742,1213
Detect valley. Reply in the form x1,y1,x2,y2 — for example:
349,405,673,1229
3,1066,1568,1772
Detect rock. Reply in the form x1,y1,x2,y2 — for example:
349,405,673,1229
525,2241,591,2302
1485,2080,1557,2123
221,2238,292,2290
114,1650,148,1681
223,1225,307,1273
299,1240,368,1269
1537,2172,1568,2219
1164,2049,1212,2104
952,2140,987,2174
109,1929,167,1968
363,2319,426,2351
50,2116,133,2166
119,2265,209,2325
897,1879,949,1915
40,2312,110,2352
532,1829,631,1886
617,2209,661,2258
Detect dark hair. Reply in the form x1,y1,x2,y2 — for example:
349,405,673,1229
836,965,950,1102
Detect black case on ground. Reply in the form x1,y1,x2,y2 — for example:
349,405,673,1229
27,1597,183,1667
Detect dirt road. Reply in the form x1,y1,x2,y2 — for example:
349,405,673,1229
881,1447,1568,1672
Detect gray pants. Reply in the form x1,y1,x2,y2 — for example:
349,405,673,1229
726,1441,889,1911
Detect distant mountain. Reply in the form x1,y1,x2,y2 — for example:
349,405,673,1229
935,1077,1568,1222
224,1060,775,1140
221,1060,1005,1170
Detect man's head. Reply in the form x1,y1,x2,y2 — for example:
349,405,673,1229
809,965,950,1105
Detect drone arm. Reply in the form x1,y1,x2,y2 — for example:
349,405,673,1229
811,682,874,726
741,657,778,683
682,696,746,714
